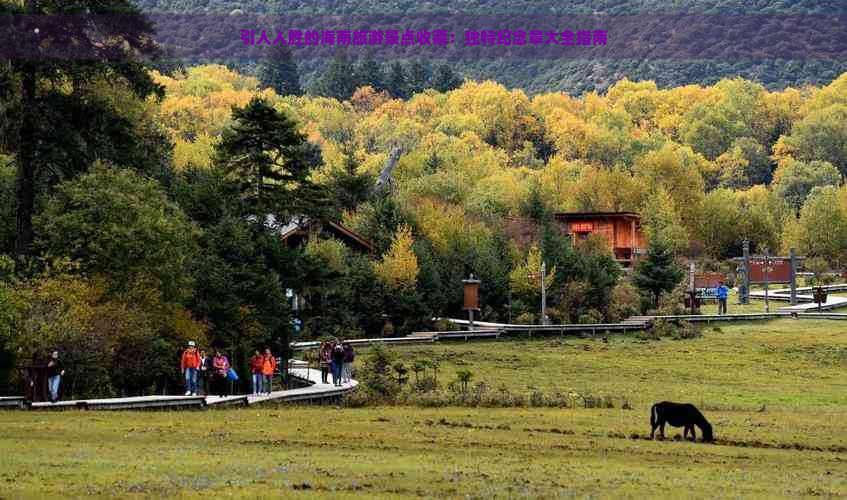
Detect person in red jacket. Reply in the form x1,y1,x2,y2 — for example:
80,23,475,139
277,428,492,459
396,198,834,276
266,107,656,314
261,348,277,395
250,350,264,395
180,341,201,396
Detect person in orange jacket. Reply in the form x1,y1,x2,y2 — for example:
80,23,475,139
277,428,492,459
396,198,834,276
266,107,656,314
261,348,277,395
250,350,264,395
180,341,201,396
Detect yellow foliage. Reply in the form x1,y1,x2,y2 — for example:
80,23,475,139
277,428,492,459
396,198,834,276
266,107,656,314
173,134,216,170
373,224,419,290
305,238,349,274
351,86,391,113
634,142,706,232
408,197,492,255
509,244,556,296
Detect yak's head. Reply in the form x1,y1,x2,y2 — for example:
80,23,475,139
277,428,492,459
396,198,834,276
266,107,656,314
700,422,714,442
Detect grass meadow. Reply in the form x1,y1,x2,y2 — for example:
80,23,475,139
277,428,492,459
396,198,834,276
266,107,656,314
2,319,847,498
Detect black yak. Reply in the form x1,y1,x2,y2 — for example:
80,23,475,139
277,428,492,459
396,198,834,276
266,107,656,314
650,401,714,442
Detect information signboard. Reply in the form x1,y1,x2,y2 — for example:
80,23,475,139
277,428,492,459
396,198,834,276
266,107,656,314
748,258,791,284
694,272,726,299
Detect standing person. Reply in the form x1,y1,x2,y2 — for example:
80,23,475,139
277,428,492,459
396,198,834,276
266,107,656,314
262,348,276,395
198,349,210,395
212,350,231,397
45,351,65,403
716,280,729,315
180,341,201,396
342,342,355,383
250,350,264,395
331,342,345,387
319,342,331,384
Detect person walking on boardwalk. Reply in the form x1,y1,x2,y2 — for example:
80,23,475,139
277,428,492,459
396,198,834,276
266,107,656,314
261,348,276,395
198,349,210,395
45,351,65,403
319,342,331,384
250,350,264,395
331,341,345,387
716,281,729,315
180,341,201,396
212,350,231,397
342,342,354,383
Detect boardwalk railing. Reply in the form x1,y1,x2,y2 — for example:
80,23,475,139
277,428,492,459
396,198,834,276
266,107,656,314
11,359,357,411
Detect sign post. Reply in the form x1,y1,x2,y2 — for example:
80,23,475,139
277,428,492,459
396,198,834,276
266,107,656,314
741,240,750,304
462,274,481,331
540,262,548,326
789,247,797,306
764,249,769,312
688,262,697,314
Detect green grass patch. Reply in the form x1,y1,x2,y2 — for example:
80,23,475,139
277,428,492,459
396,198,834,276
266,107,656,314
358,319,847,411
2,406,846,498
4,319,847,498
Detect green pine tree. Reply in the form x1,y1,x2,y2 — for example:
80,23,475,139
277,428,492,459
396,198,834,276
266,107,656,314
314,49,358,101
407,59,432,96
5,0,163,259
432,63,463,93
386,61,408,99
258,43,302,97
354,58,386,92
214,97,326,219
327,153,374,215
633,239,684,308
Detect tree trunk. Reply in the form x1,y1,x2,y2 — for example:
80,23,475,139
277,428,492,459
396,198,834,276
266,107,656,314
14,66,37,261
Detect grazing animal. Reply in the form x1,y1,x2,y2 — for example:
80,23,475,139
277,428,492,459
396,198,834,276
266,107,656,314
650,401,714,442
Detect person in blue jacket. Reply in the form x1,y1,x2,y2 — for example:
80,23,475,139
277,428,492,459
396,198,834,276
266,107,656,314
716,281,729,315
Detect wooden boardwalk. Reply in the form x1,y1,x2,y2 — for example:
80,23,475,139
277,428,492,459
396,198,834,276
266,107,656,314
0,396,26,409
12,362,356,411
12,303,847,410
748,283,847,312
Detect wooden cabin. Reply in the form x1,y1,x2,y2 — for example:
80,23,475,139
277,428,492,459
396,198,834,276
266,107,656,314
554,212,646,267
277,217,374,254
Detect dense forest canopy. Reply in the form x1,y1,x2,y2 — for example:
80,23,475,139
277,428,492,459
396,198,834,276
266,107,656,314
138,0,847,15
154,64,847,264
135,0,847,93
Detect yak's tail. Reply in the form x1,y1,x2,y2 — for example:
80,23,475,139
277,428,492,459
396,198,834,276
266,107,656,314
650,403,657,428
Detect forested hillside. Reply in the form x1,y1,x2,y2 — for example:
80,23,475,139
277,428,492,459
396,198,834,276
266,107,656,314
137,0,847,93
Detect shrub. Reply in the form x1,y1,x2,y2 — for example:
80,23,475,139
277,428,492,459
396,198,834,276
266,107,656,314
675,321,702,340
392,362,409,385
656,283,687,316
414,375,438,392
359,344,400,401
455,369,473,393
548,391,574,408
530,390,545,407
343,389,369,407
577,309,604,325
651,318,678,338
636,328,660,341
608,281,642,322
515,312,537,325
433,319,458,331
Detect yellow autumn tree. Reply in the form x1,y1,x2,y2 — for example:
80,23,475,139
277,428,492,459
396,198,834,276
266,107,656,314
373,224,419,290
509,244,556,297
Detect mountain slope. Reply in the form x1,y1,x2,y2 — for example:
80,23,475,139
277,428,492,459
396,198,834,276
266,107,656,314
138,0,847,94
